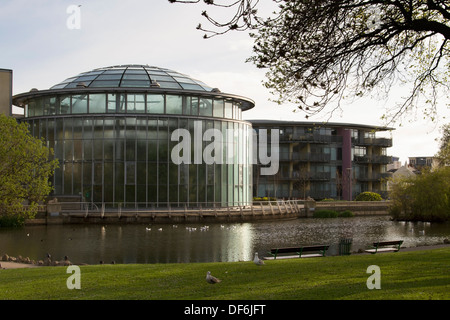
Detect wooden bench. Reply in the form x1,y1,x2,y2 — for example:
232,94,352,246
365,240,403,254
265,245,330,260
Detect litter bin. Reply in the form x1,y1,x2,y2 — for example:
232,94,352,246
339,238,353,255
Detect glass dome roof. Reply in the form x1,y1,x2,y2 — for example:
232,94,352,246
50,64,215,92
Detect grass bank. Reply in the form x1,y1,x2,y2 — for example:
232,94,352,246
0,247,449,300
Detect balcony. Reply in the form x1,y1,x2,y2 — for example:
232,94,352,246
352,137,393,148
357,172,393,182
354,155,392,164
280,133,332,144
279,152,331,162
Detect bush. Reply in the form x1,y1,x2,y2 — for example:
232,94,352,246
355,192,383,201
0,215,25,228
313,209,354,218
338,210,354,217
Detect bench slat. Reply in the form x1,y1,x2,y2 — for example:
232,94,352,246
267,245,329,259
365,240,403,254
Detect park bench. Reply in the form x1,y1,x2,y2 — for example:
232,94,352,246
265,245,330,260
365,240,403,254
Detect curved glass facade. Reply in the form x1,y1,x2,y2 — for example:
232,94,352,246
13,65,254,208
23,92,243,120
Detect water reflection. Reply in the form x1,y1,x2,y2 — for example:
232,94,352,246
0,216,448,265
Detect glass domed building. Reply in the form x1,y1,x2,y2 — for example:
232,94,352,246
13,65,255,208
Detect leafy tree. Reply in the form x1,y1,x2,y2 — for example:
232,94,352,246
389,166,450,221
435,123,450,166
0,114,58,224
170,0,450,123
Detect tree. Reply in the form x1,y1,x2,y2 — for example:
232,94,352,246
170,0,450,124
389,166,450,221
0,114,59,224
435,123,450,166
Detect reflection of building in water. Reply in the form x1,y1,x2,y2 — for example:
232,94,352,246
250,120,394,201
12,65,255,208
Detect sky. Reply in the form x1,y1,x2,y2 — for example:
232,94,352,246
1,0,448,164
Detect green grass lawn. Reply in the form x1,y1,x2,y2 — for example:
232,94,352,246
0,247,449,300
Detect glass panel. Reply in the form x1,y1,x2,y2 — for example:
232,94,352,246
115,162,124,202
137,163,147,185
199,98,212,116
173,77,196,84
137,140,147,161
157,82,182,89
180,83,204,91
94,140,103,160
126,162,136,185
64,118,73,139
73,163,82,195
127,94,146,113
224,101,232,118
89,94,106,113
147,119,158,139
147,140,157,161
213,99,224,118
107,94,116,113
121,80,150,87
34,98,43,116
89,80,120,87
73,118,82,139
150,75,174,82
115,140,124,160
166,95,182,114
191,97,199,116
97,74,123,80
126,140,136,161
64,139,73,160
122,74,148,80
104,163,114,203
117,94,126,113
58,96,71,115
72,95,88,114
147,94,164,113
83,140,92,160
43,97,57,115
73,140,82,161
76,75,98,82
64,163,73,195
103,140,114,160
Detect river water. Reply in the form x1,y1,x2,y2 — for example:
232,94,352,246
0,216,448,265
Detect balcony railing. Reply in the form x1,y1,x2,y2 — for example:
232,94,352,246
279,152,331,162
279,133,332,144
352,137,393,147
354,155,392,164
357,172,393,181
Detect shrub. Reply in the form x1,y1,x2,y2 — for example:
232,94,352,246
355,191,383,201
313,209,354,218
0,215,25,228
338,210,354,217
313,209,338,218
